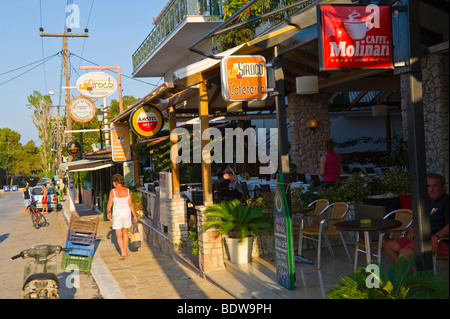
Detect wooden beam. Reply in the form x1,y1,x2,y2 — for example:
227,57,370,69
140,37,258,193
348,91,368,109
199,80,213,205
169,106,180,198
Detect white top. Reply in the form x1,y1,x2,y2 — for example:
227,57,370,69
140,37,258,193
112,188,131,215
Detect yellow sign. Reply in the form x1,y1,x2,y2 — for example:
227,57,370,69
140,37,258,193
130,105,164,137
220,55,268,102
111,123,131,162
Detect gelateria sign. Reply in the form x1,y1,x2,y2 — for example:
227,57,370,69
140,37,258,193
76,71,117,98
318,5,393,70
130,105,164,137
221,55,268,102
68,96,96,123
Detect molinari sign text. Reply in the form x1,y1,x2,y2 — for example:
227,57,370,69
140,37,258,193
318,5,393,70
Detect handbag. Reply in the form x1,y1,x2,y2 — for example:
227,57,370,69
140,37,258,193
129,221,141,250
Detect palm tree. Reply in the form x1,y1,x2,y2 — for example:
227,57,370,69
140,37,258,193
203,199,272,240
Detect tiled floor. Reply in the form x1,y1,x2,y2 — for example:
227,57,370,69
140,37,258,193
259,245,449,299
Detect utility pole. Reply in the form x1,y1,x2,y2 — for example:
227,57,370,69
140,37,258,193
39,30,88,162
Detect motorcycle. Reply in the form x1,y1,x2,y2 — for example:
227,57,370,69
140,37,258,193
11,244,71,299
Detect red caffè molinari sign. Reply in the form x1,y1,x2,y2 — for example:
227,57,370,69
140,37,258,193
318,5,393,70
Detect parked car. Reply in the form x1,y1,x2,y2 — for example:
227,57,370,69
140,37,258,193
30,185,58,211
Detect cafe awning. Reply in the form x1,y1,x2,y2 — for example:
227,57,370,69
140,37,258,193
60,159,115,172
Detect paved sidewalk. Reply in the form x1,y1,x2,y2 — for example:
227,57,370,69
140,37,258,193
62,200,233,299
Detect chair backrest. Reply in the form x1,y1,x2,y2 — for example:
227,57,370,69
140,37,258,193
260,184,271,193
240,182,249,196
325,202,349,235
192,191,204,206
310,174,321,187
384,209,413,238
298,174,307,183
308,199,329,228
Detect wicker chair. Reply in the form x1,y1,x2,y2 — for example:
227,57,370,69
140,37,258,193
298,202,352,269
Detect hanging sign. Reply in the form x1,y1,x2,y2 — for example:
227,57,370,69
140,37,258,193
111,122,131,162
318,5,393,70
67,140,81,156
68,96,96,123
130,105,164,137
76,71,117,98
221,55,268,102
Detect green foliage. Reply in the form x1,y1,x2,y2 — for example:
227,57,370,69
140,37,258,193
379,168,411,194
291,185,321,207
328,257,449,299
188,224,199,256
321,173,368,203
246,192,275,211
390,129,409,170
204,199,272,239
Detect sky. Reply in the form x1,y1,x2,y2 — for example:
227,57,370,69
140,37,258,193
0,0,167,146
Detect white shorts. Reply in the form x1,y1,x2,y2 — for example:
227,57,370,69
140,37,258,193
112,210,132,230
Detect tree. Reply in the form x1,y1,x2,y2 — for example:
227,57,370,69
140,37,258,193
26,90,56,177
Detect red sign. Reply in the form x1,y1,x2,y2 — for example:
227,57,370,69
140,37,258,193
319,5,393,70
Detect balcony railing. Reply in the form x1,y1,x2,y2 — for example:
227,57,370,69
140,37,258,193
132,0,315,74
132,0,224,73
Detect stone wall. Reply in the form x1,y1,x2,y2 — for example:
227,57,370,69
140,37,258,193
401,52,449,186
287,92,331,174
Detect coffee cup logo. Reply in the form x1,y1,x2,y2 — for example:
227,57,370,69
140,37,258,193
344,9,373,40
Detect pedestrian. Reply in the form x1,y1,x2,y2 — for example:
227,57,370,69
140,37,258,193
319,138,343,188
383,173,449,264
23,182,31,216
41,184,48,215
107,174,138,260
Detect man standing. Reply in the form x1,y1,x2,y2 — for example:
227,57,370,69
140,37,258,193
383,173,449,264
23,182,31,216
41,184,48,215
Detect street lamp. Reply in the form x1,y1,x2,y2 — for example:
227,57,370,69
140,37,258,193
96,110,104,150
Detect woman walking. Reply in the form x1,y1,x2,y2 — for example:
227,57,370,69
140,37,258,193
107,174,138,259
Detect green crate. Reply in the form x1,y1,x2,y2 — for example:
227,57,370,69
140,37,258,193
61,253,93,273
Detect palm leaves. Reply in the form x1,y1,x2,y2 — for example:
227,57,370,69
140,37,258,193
203,199,272,239
328,257,449,299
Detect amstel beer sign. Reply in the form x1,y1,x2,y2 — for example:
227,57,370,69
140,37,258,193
220,55,268,102
130,105,164,137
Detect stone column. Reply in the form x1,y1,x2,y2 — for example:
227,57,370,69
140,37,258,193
196,206,225,274
167,197,188,256
287,92,330,174
401,52,449,185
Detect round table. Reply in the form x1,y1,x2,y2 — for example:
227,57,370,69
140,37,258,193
334,219,402,265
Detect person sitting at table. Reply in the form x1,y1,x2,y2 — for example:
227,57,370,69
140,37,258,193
214,164,240,201
319,138,343,188
383,173,449,264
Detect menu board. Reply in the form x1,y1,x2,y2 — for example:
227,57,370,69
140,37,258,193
273,174,295,290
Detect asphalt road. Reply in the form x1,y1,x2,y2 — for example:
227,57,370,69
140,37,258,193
0,190,101,299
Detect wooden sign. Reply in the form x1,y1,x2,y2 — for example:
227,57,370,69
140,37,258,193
220,55,268,102
111,122,131,162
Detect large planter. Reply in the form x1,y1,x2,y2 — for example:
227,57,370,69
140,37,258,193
224,236,254,264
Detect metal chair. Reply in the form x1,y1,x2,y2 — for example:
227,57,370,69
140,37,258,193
309,174,321,187
298,173,307,184
354,208,413,270
239,182,251,203
433,237,449,273
292,199,329,256
298,202,352,269
260,184,271,193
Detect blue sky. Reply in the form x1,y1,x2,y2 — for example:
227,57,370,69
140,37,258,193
0,0,167,145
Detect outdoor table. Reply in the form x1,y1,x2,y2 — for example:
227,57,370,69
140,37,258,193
334,219,402,265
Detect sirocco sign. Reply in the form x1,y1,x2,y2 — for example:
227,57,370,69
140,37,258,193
318,4,393,70
76,71,117,98
220,55,268,102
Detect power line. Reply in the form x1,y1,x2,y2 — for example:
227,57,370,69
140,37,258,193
0,53,60,86
0,52,60,77
69,52,161,88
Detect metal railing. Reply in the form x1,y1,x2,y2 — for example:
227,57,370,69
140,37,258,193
132,0,224,72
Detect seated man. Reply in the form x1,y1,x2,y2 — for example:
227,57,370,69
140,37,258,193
383,173,449,264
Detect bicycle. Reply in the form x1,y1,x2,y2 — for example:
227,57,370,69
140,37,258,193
29,199,49,229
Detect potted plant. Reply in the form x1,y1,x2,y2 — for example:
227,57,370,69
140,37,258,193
203,199,272,264
328,256,449,299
